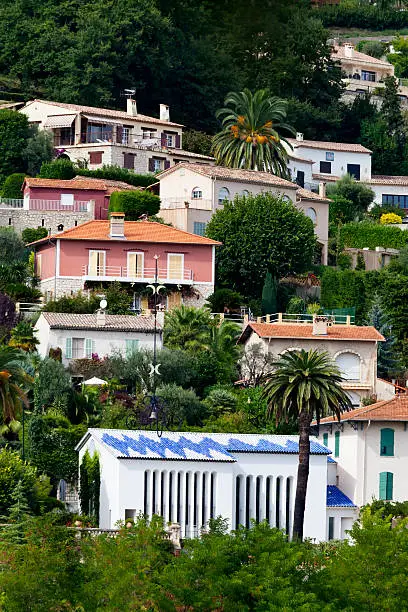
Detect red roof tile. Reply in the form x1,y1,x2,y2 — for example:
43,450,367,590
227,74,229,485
289,138,372,154
24,177,107,190
30,220,221,246
240,322,384,342
318,395,408,423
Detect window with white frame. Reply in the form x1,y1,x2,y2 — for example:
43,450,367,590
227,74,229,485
307,207,317,224
218,187,230,205
153,158,164,172
165,133,174,147
335,352,361,381
193,222,206,236
65,337,94,359
88,250,106,276
127,252,144,279
60,193,74,206
122,127,130,145
192,187,203,199
168,253,184,279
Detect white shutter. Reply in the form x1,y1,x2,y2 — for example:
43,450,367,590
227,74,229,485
65,337,73,359
89,251,98,276
85,338,94,358
127,253,143,278
336,353,360,381
98,251,106,276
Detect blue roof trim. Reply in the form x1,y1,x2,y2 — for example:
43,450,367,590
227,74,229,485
327,485,356,508
327,456,337,463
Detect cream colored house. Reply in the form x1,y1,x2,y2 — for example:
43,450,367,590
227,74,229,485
19,98,214,173
238,316,384,407
158,163,330,264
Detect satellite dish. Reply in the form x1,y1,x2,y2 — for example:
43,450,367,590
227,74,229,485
99,299,107,310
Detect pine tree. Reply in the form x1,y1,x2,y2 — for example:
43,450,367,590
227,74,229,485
1,479,32,544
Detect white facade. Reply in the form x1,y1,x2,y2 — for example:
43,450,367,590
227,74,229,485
35,312,161,365
76,429,357,541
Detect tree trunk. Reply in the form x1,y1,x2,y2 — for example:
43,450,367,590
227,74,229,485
293,412,311,541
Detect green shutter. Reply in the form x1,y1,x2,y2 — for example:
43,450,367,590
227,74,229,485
386,472,393,500
380,428,394,456
323,433,328,447
328,516,334,540
334,431,340,458
379,471,394,500
85,338,93,358
126,339,139,357
65,337,72,359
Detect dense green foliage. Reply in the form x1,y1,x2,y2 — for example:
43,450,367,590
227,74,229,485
318,3,408,28
79,450,100,521
21,226,48,244
1,173,25,199
206,193,316,299
109,189,160,220
39,158,76,180
0,448,38,515
321,268,380,324
43,291,101,314
76,165,157,187
23,127,54,176
0,110,30,184
339,222,408,250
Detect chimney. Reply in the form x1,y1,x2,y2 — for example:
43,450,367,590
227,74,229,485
160,104,170,122
312,314,329,336
319,182,327,198
110,212,125,238
127,98,138,116
344,43,353,58
96,309,106,327
296,132,304,142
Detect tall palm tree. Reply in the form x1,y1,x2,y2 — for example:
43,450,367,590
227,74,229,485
212,89,295,177
263,349,352,541
209,318,242,381
164,305,212,352
0,346,32,435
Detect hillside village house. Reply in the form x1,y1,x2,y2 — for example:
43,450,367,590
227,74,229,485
76,429,357,541
238,316,384,408
314,395,408,508
35,312,161,365
158,163,330,264
30,215,219,306
19,98,214,173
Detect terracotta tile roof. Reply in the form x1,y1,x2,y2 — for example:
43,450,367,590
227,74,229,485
312,173,340,182
288,152,314,164
158,162,298,189
369,175,408,186
40,312,160,332
29,220,221,246
171,150,214,160
28,99,183,128
72,176,141,192
239,322,384,343
289,138,372,154
296,187,331,203
24,177,107,190
318,395,408,423
332,45,392,68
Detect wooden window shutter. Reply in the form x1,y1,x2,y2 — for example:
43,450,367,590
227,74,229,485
161,133,167,147
36,254,42,277
123,153,135,170
167,291,182,309
323,433,328,447
65,337,73,359
128,253,143,278
334,431,340,458
175,134,181,148
386,472,393,500
164,160,171,170
85,338,93,358
148,158,155,172
141,295,149,310
168,254,183,279
380,428,394,456
116,125,123,143
89,151,103,164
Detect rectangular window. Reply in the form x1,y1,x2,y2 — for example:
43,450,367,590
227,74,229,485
153,158,164,172
326,152,334,162
168,253,184,280
72,337,85,359
323,432,328,447
122,127,130,145
125,339,140,356
362,70,376,82
320,161,331,174
193,222,206,236
88,250,106,276
379,471,393,500
123,153,135,170
89,151,103,165
380,428,394,456
142,127,157,140
60,193,74,206
382,194,408,209
85,338,94,358
127,252,144,279
36,254,42,277
334,431,340,458
87,124,113,143
296,171,305,188
165,133,174,147
347,164,361,180
328,516,335,540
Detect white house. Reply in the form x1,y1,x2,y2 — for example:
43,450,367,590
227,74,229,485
238,316,384,408
76,429,357,541
35,311,162,365
314,395,408,508
158,163,330,264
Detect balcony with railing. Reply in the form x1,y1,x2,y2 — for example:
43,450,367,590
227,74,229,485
29,199,90,212
82,265,194,284
0,198,24,209
160,197,213,211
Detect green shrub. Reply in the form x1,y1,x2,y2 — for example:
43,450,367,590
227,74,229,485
43,291,100,314
318,4,408,29
368,204,403,221
22,226,48,244
321,267,381,324
2,173,25,199
39,158,75,180
286,296,305,314
356,41,385,59
0,448,39,515
337,252,352,270
206,288,244,313
109,190,160,220
76,165,156,188
340,222,408,250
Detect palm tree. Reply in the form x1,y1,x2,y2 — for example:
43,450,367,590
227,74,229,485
9,321,39,352
212,89,295,177
164,305,212,352
263,349,352,541
209,318,242,381
0,346,32,435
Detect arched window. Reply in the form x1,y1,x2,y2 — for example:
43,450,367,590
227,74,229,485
306,207,317,224
380,428,394,456
335,352,361,381
379,471,393,500
218,187,230,205
192,187,202,199
241,189,250,197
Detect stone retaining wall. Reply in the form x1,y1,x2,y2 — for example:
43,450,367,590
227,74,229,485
0,209,93,236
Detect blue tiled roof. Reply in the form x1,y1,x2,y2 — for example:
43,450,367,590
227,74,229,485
85,430,330,461
326,485,356,508
327,456,337,463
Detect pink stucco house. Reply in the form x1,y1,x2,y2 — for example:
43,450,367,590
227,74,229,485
30,215,220,308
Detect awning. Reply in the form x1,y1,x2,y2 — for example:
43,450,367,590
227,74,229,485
82,114,123,126
83,377,107,386
43,114,76,128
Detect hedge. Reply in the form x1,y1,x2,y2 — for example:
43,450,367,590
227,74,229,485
76,165,156,188
317,5,408,29
109,190,160,220
340,222,408,251
1,173,25,199
39,159,76,180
